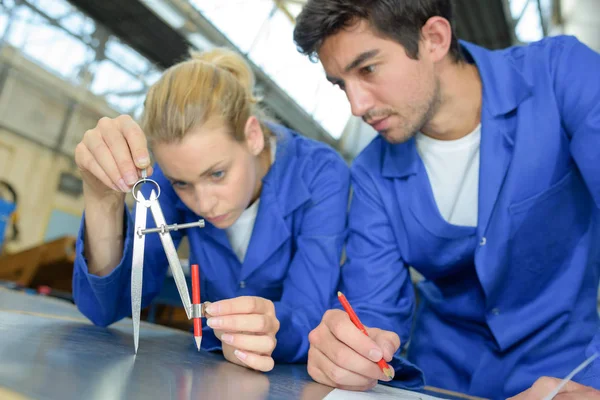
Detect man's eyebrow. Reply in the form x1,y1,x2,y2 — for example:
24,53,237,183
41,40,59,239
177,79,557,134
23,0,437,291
344,49,380,72
324,50,380,86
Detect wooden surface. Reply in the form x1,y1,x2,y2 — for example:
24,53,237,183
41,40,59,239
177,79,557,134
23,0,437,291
0,236,75,291
0,288,485,400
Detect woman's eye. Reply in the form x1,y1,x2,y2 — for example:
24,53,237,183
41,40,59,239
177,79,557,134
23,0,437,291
172,181,189,189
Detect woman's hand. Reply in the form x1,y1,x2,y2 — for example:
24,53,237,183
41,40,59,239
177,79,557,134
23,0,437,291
75,115,152,276
75,115,152,200
205,296,280,372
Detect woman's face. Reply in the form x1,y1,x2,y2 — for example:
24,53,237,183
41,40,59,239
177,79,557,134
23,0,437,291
152,117,266,229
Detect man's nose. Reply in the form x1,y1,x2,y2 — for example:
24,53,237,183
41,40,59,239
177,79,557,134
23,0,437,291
346,83,375,117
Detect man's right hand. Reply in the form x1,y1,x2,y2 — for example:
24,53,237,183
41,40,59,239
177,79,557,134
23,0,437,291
307,309,400,391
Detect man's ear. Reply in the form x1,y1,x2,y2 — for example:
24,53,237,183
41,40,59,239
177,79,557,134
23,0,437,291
421,16,453,63
244,116,265,156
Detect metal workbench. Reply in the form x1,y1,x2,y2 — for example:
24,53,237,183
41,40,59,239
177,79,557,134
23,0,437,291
0,287,479,400
0,288,332,399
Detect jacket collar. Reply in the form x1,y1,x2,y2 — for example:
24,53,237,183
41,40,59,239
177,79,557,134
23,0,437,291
262,123,311,216
460,40,532,118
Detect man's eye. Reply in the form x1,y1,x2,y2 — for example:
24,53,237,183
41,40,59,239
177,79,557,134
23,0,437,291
211,170,225,180
362,65,376,74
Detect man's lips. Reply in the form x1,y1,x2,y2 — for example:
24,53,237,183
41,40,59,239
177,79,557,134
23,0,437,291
367,116,391,132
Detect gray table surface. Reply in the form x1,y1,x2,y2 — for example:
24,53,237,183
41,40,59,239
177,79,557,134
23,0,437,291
0,288,332,400
0,288,479,400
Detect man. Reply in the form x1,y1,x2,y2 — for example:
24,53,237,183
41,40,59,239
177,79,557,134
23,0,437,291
293,0,600,399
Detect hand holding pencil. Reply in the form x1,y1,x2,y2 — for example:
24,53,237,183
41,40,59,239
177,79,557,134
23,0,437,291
337,291,394,378
306,293,400,391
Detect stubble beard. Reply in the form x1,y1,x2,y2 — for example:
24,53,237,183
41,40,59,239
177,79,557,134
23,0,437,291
382,77,442,145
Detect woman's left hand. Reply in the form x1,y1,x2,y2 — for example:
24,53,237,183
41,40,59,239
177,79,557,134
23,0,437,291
205,296,280,372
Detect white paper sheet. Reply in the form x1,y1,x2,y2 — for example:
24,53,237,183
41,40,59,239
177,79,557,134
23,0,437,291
324,384,448,400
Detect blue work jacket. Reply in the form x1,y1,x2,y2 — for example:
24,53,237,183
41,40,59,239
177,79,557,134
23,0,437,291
341,36,600,398
73,124,350,363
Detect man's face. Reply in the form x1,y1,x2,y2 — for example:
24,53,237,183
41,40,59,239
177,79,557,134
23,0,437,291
318,20,440,144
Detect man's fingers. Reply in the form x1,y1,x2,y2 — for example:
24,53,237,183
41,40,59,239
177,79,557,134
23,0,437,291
507,377,596,400
323,310,384,363
555,394,594,400
307,346,378,391
206,296,275,316
311,321,390,382
207,314,279,334
367,327,401,362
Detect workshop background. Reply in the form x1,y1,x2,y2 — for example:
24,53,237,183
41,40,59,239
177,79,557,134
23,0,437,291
0,0,598,325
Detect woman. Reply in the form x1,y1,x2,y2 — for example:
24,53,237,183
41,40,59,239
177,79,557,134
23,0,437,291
72,48,350,372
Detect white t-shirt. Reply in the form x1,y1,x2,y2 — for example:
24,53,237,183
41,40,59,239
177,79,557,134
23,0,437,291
225,137,276,262
415,125,481,227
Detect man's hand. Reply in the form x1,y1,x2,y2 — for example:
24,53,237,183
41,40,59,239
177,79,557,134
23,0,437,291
307,309,399,391
508,377,600,400
206,296,279,372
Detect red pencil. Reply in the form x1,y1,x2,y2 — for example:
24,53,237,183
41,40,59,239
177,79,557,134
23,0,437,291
191,264,202,351
337,291,394,379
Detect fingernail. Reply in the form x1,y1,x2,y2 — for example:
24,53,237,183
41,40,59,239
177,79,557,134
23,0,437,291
137,157,150,167
118,179,130,192
221,334,233,344
368,349,383,362
124,172,138,185
234,349,247,361
206,303,218,315
207,318,221,328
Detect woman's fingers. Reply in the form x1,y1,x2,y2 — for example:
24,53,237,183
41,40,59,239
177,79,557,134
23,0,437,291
207,313,279,334
75,115,151,194
232,349,275,372
206,296,275,316
75,142,120,192
218,333,277,355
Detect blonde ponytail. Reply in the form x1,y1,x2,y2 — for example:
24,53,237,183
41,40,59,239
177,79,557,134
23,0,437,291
190,48,259,104
141,47,267,145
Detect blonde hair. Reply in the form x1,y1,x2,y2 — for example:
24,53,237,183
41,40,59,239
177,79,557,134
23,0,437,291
141,47,269,145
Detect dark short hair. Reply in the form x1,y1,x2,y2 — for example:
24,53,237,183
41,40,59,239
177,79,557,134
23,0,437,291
293,0,463,63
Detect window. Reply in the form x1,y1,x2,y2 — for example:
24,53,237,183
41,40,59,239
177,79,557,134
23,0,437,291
0,0,163,116
191,0,351,139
